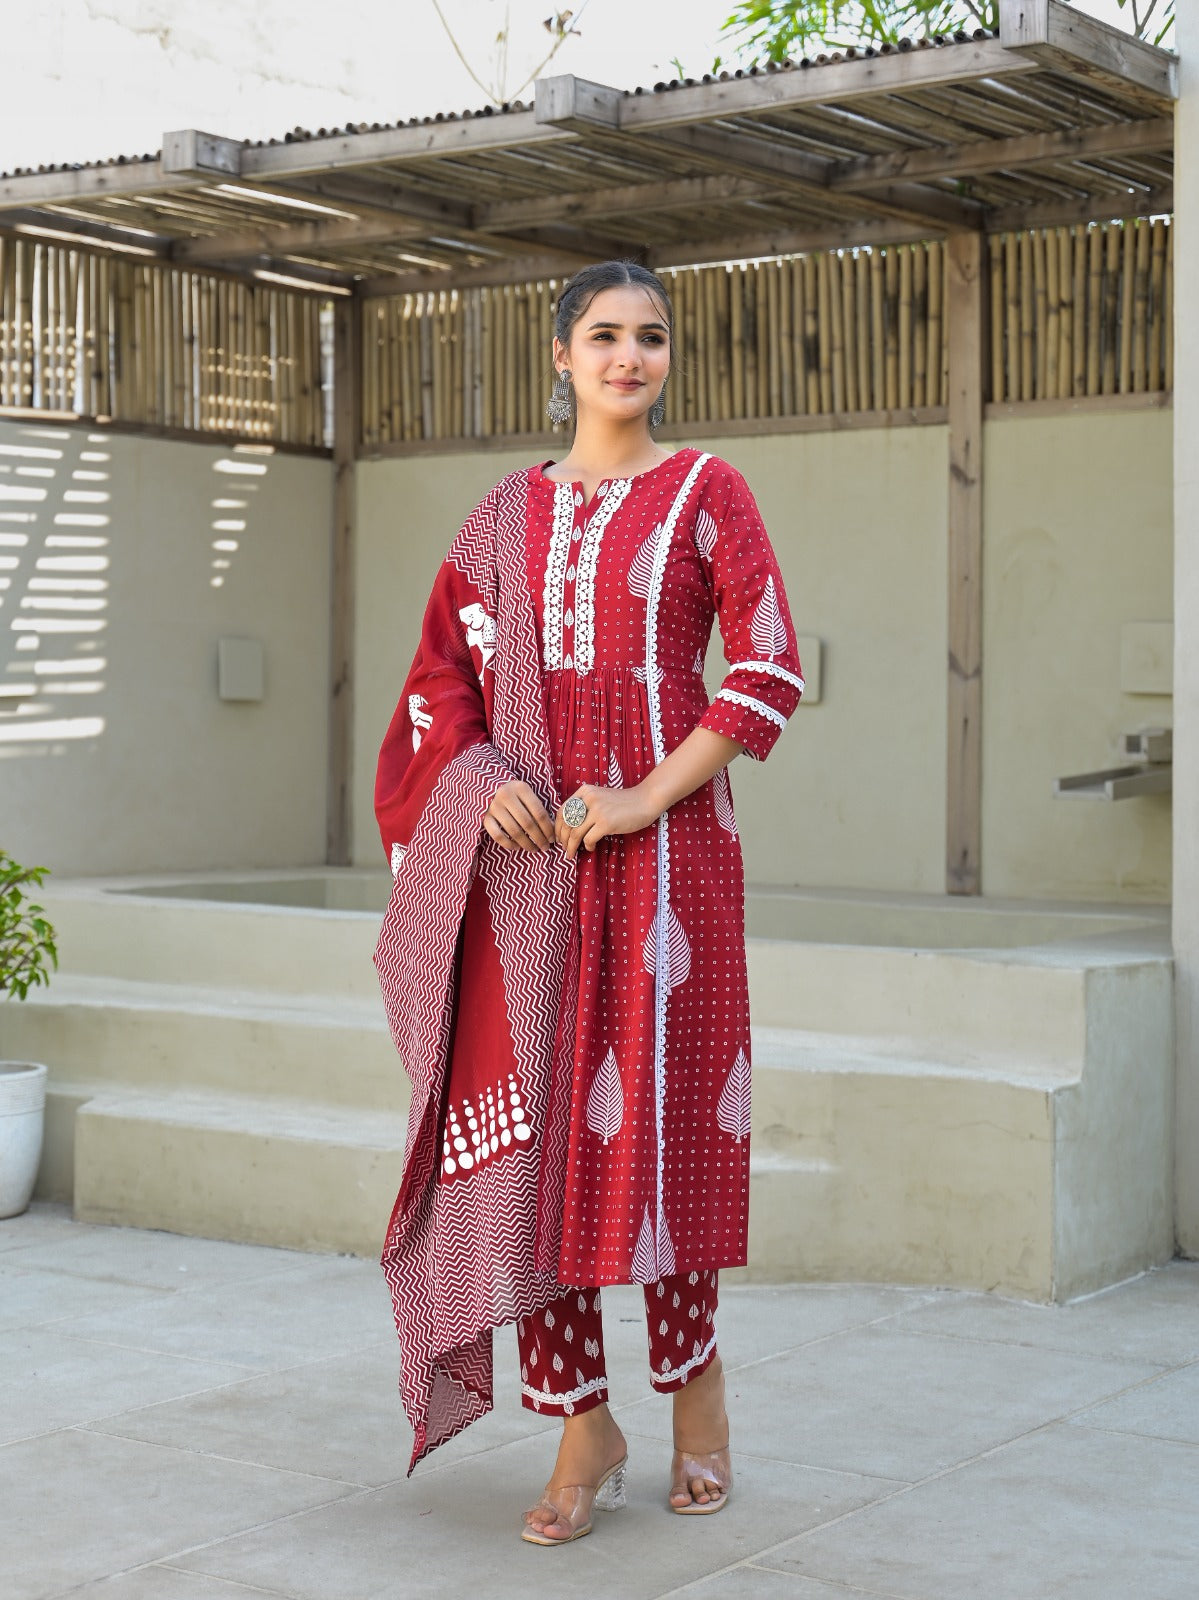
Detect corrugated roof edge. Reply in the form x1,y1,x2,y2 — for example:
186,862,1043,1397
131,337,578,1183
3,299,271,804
0,28,997,181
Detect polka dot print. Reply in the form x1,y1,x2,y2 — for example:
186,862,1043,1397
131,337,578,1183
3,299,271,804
525,450,803,1286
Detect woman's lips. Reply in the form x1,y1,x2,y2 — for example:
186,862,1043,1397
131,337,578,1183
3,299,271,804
608,380,644,391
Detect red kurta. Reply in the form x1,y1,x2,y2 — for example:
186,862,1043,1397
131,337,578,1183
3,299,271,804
373,449,802,1465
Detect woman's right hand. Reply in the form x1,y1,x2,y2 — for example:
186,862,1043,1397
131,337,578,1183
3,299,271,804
483,780,557,852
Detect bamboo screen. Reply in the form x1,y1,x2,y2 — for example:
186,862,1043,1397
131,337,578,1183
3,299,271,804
361,217,1173,449
989,218,1172,403
0,235,328,447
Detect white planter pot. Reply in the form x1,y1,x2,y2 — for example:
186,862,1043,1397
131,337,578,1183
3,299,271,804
0,1062,47,1219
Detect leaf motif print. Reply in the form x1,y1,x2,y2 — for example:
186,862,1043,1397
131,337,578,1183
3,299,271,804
749,575,788,660
714,768,738,837
716,1047,752,1141
630,1204,657,1282
631,664,665,688
586,1047,624,1145
642,904,692,992
694,507,719,560
607,749,624,789
408,693,433,752
627,523,662,598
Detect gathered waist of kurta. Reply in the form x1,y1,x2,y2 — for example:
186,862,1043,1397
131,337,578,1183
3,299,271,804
542,663,710,793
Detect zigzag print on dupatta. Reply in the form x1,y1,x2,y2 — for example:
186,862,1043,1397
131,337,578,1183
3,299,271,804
375,471,577,1473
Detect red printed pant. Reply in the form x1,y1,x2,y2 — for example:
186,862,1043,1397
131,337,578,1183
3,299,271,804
516,1270,719,1416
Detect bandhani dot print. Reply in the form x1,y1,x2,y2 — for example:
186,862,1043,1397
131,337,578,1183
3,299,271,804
526,449,804,1284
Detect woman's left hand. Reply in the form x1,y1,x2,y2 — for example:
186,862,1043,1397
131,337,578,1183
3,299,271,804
556,784,660,860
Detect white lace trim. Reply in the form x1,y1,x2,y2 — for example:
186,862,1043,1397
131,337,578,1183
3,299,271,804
716,687,789,731
574,477,633,674
542,480,575,671
644,451,711,1278
650,1328,719,1388
522,1372,608,1409
729,659,805,694
390,842,406,879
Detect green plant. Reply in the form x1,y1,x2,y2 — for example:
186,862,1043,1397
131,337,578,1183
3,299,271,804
719,0,1173,60
0,852,58,1002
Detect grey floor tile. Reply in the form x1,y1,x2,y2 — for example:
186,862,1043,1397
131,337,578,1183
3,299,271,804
0,1202,102,1254
175,1430,898,1600
0,1428,355,1600
9,1221,318,1294
612,1321,1162,1482
762,1422,1199,1599
90,1340,432,1487
48,1256,396,1371
888,1259,1199,1367
0,1262,169,1335
671,1567,909,1600
1068,1360,1199,1445
0,1326,251,1446
56,1568,285,1598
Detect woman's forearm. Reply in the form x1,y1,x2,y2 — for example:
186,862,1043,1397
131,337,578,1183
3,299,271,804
637,726,743,821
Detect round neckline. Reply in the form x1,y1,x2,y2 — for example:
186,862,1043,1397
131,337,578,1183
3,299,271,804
533,447,694,491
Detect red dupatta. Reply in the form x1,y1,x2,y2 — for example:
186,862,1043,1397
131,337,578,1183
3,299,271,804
373,470,579,1473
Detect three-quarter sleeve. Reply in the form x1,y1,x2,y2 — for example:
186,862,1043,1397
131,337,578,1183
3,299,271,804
694,461,804,761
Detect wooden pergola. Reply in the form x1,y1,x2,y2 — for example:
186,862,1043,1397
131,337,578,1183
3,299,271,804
0,0,1177,886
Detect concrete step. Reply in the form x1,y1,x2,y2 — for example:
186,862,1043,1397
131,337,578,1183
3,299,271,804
71,1088,409,1258
35,884,1156,1074
63,1060,1054,1292
10,979,1076,1137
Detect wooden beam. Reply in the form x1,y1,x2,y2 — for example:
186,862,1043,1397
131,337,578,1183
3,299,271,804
0,211,171,257
832,117,1174,190
174,212,433,263
618,39,1040,131
239,111,569,180
999,0,1177,106
358,251,588,298
649,217,936,267
648,123,985,233
945,230,986,896
327,297,360,866
534,76,622,133
986,186,1172,233
0,160,176,212
476,173,783,232
161,129,242,180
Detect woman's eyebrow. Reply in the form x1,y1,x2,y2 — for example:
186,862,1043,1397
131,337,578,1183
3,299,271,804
585,319,669,332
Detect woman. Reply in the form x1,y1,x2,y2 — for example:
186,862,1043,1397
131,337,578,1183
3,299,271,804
373,259,803,1545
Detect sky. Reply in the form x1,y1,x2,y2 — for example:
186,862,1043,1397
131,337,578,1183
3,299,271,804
0,0,1168,175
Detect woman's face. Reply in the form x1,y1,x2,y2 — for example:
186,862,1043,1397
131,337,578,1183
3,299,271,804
554,283,671,427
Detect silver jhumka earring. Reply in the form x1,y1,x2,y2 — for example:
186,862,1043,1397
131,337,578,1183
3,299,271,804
546,369,573,426
649,376,668,430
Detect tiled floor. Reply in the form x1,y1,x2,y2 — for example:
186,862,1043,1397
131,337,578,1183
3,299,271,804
3,1203,1197,1599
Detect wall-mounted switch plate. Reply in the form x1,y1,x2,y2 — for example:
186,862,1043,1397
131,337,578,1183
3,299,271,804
217,637,264,702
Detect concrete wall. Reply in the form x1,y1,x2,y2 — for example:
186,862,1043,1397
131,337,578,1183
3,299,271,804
1174,5,1198,1254
2,420,331,876
983,409,1173,902
354,410,1173,901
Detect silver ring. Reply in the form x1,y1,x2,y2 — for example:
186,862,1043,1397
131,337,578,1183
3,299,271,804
562,796,588,828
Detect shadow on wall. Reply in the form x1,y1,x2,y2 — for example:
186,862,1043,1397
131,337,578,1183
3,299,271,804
0,426,112,755
1,425,273,761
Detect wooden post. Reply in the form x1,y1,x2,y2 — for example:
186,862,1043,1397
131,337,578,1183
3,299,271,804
327,295,361,867
946,231,986,896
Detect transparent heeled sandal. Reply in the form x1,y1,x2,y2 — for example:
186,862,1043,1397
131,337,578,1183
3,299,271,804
670,1444,732,1515
521,1455,628,1545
